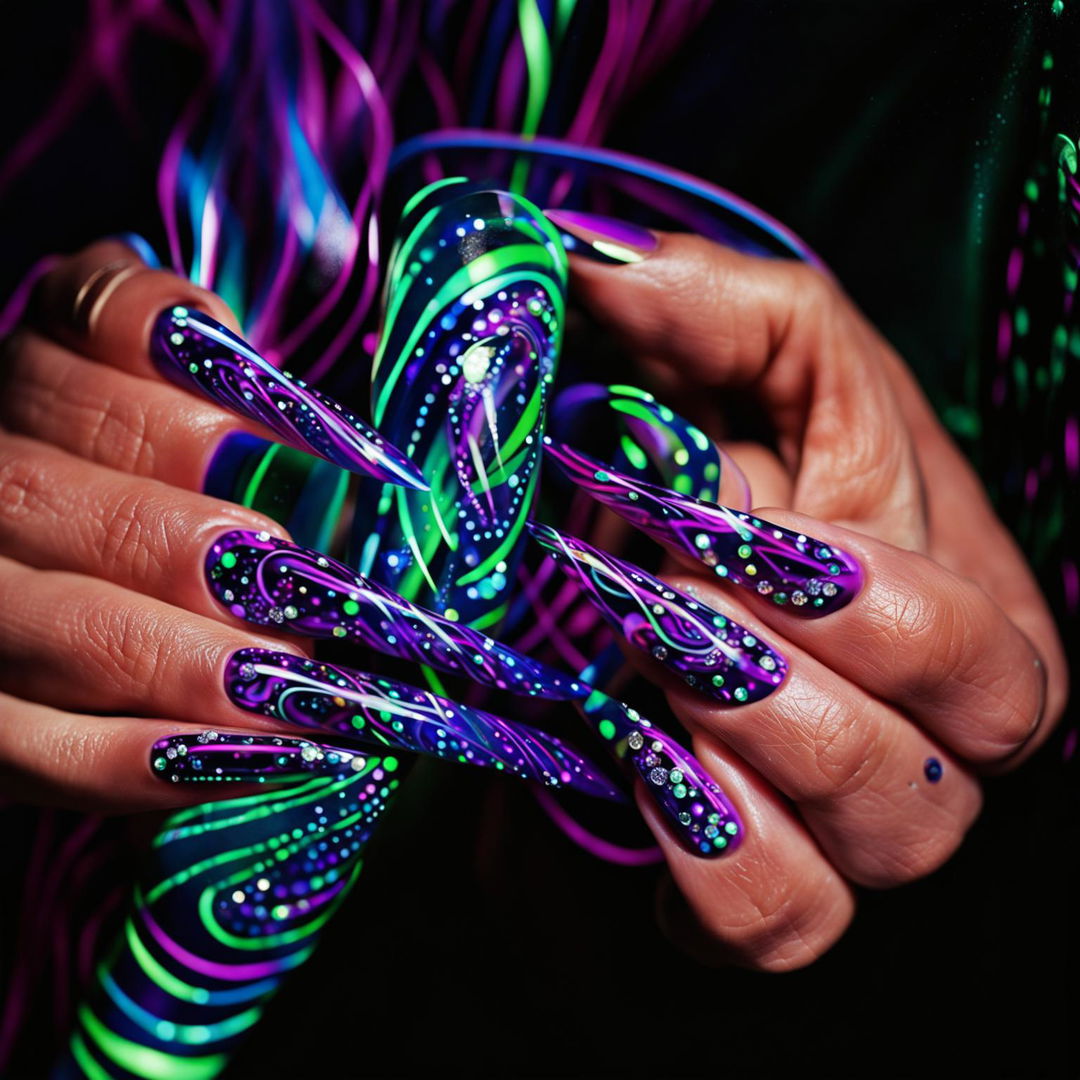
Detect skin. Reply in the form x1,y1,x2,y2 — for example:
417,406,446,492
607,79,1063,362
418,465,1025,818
0,236,1067,972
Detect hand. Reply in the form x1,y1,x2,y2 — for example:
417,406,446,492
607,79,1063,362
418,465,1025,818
0,241,618,810
545,214,1068,969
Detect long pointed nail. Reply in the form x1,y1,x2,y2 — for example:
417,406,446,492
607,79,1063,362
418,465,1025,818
225,649,623,801
151,306,428,491
581,693,743,855
543,210,658,263
528,522,787,704
544,440,862,616
206,530,586,699
150,730,372,784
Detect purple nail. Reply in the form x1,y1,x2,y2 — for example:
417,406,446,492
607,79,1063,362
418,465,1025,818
150,730,370,784
206,530,743,856
543,210,658,263
205,529,585,699
545,440,862,616
150,306,428,491
528,521,787,705
224,649,623,801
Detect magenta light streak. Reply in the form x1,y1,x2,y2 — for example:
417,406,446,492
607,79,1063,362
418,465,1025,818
140,907,296,981
1065,416,1079,475
1006,247,1023,295
534,788,663,867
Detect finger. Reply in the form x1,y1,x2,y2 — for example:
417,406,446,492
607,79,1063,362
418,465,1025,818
0,433,290,620
0,693,375,813
0,694,247,812
545,444,1049,764
875,347,1069,745
28,241,427,490
658,596,984,890
639,737,856,972
528,522,984,887
0,329,273,489
716,510,1049,764
554,226,926,550
0,556,299,717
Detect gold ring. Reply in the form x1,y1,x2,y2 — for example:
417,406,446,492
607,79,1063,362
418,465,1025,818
71,260,141,337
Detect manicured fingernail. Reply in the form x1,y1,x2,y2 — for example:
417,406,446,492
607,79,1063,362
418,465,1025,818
206,530,586,699
543,210,658,263
225,649,622,801
150,306,428,491
150,730,370,784
527,521,787,704
545,440,862,616
205,531,741,855
582,693,743,855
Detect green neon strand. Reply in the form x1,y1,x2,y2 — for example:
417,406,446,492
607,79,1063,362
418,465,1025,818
79,1005,228,1080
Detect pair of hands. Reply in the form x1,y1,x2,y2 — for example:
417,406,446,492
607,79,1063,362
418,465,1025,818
0,233,1065,970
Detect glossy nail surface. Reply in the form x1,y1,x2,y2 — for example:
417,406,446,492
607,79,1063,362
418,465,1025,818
543,210,658,263
150,730,368,784
225,649,622,800
528,522,786,704
545,440,862,616
580,693,743,855
151,306,427,490
206,531,743,856
206,530,584,698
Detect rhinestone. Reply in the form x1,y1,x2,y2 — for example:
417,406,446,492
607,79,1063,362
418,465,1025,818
627,732,644,750
648,767,669,786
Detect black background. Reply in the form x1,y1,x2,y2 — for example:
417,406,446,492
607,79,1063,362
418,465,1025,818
1,3,1076,1077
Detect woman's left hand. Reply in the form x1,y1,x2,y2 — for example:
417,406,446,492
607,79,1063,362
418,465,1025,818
549,222,1068,970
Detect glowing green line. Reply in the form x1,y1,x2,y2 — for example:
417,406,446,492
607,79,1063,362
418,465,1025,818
69,1032,112,1080
79,1004,228,1080
455,470,537,585
241,442,282,508
512,0,552,192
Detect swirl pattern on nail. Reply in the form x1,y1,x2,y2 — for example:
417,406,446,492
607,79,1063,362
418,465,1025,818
150,730,369,783
224,649,622,800
151,306,427,490
206,529,583,698
545,439,862,615
528,521,787,704
206,530,741,856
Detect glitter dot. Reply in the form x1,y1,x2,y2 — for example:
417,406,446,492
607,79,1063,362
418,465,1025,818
924,757,943,783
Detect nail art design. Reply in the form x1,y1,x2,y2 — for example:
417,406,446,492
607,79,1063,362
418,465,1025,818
150,730,368,784
206,530,585,698
151,306,428,490
359,183,565,623
225,649,622,800
528,521,786,704
580,692,743,855
543,209,658,263
207,530,741,856
545,439,862,616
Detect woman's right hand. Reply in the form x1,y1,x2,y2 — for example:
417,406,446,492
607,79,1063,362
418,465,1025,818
0,241,324,810
0,240,621,812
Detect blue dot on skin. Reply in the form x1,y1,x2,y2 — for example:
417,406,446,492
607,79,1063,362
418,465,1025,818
924,757,943,783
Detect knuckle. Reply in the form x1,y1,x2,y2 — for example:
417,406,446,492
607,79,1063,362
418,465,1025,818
0,446,51,523
704,873,843,972
808,696,887,803
84,390,157,475
80,597,169,693
868,825,966,888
